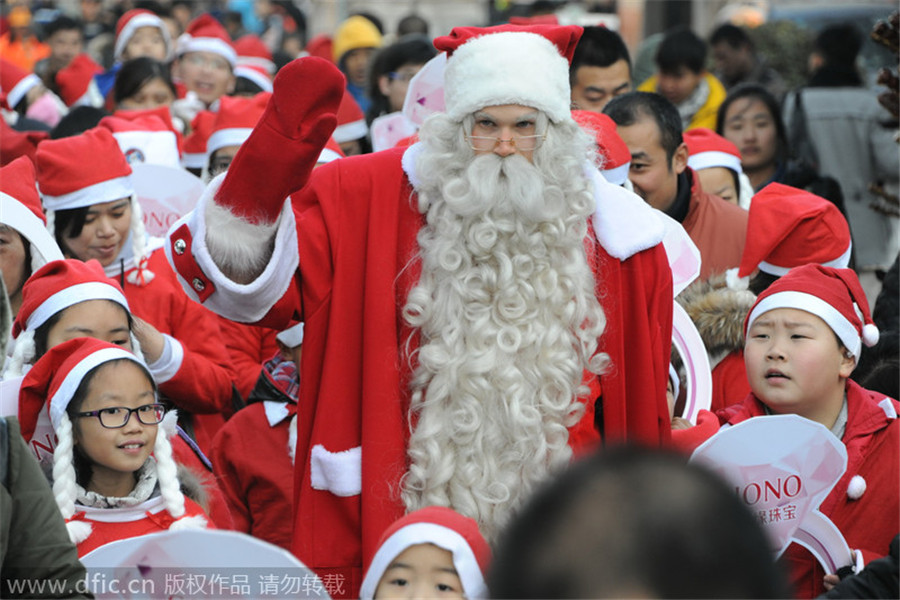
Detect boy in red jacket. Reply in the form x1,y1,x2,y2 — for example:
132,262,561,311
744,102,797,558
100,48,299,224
680,264,898,597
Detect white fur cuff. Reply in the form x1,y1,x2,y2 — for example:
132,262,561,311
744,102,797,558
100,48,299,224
146,334,183,384
309,444,362,497
166,174,300,323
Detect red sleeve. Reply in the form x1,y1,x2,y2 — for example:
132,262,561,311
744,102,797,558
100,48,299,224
217,317,280,399
670,409,720,454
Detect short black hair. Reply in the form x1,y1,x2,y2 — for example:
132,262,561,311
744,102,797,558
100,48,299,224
489,446,788,598
49,106,110,139
396,14,428,37
709,23,753,50
570,26,632,82
44,15,83,39
604,91,683,164
656,27,708,74
814,24,863,67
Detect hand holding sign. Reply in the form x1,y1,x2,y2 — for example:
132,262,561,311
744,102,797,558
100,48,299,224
691,414,854,574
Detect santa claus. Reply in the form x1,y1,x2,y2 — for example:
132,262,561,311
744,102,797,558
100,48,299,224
167,24,673,597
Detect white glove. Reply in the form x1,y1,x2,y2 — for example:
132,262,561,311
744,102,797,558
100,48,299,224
171,91,206,126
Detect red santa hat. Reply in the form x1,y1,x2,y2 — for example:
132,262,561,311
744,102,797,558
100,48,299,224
684,127,743,174
304,34,333,62
744,263,879,361
206,93,271,158
55,53,104,107
0,157,63,271
0,57,42,110
101,110,181,168
234,63,273,93
0,119,48,165
12,259,130,338
181,110,216,169
18,337,202,544
234,34,274,74
35,128,134,211
359,506,491,600
434,24,582,123
176,14,237,68
114,9,174,62
332,90,367,144
4,259,135,379
35,128,154,286
738,183,852,278
572,110,631,185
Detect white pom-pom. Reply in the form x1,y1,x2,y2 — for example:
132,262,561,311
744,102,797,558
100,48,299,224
67,520,93,544
725,267,749,291
862,323,880,347
847,475,866,500
168,515,208,531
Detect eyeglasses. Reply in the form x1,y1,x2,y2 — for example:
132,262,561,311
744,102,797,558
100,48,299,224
465,134,546,152
77,403,166,429
387,71,417,83
183,53,231,72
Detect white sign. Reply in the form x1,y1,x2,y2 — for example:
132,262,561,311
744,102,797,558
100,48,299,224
131,164,205,238
82,529,330,599
691,414,852,574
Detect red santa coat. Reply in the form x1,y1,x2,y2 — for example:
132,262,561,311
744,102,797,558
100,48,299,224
167,146,673,597
118,247,237,453
72,495,210,557
683,168,749,280
718,380,899,598
211,401,294,550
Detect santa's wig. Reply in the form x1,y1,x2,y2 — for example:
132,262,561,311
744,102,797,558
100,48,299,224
400,109,607,541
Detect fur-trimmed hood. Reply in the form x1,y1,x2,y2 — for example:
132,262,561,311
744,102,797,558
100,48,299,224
677,275,756,366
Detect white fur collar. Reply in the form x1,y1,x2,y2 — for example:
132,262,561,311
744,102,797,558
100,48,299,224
400,144,665,260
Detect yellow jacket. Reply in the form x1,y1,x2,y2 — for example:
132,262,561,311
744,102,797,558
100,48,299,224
638,72,727,131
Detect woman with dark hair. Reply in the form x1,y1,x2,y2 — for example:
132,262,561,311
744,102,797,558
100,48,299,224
716,83,845,215
365,35,436,126
113,56,177,111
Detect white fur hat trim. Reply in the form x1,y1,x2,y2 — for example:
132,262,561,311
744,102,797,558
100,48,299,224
443,31,571,123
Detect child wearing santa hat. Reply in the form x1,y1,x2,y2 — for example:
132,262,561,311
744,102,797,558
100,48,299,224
683,263,898,597
358,506,491,600
114,9,172,64
684,127,754,209
1,259,235,529
33,128,237,455
93,9,174,104
172,14,236,113
17,337,210,556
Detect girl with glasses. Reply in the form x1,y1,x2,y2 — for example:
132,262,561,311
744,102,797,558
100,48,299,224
17,337,210,556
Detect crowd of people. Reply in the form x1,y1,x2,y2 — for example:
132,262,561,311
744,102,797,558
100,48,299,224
0,1,898,598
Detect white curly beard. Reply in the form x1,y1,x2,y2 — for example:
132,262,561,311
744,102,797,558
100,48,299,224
401,114,607,542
